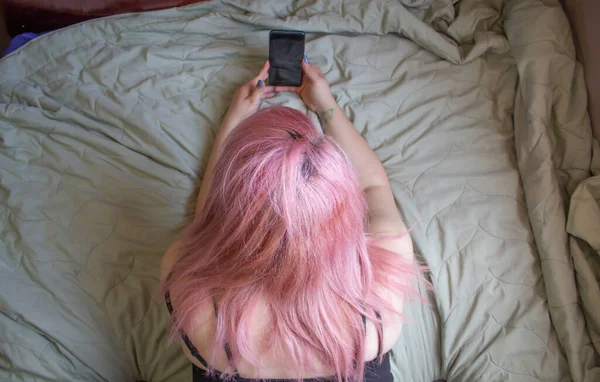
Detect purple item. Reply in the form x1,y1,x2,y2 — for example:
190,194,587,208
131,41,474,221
2,32,43,57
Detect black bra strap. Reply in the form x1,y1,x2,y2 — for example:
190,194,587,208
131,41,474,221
212,299,236,369
361,309,384,358
165,292,237,373
168,292,384,370
374,310,384,358
165,291,210,369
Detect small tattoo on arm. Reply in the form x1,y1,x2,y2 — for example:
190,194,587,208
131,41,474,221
318,108,335,126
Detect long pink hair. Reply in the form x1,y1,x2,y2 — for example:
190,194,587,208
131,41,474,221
163,106,419,381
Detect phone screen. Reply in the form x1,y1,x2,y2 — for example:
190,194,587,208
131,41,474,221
269,30,305,87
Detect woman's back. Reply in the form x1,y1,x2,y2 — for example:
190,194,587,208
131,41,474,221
162,247,405,380
161,60,420,381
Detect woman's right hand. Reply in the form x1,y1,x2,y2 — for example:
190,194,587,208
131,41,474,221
274,56,336,112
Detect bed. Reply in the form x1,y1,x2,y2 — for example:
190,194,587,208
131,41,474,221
1,0,599,381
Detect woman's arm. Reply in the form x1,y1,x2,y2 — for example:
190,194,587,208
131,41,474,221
276,60,412,350
163,63,275,285
317,105,389,190
194,121,235,216
275,59,408,236
317,103,408,236
194,62,274,216
275,59,388,192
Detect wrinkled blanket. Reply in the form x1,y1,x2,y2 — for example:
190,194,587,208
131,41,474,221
1,0,598,381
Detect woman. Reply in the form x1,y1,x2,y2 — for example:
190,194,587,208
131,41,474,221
160,57,418,382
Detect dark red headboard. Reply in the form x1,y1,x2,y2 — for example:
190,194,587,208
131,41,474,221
2,0,204,37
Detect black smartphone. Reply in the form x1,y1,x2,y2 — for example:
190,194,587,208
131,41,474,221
269,30,305,87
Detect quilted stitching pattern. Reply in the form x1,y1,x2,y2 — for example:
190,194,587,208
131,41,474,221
0,0,596,381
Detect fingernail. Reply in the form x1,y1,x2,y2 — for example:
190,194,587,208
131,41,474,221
303,55,309,63
257,79,264,87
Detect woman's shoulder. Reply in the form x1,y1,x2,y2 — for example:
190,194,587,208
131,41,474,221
160,239,184,282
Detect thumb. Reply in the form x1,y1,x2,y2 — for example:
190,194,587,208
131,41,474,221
301,57,320,80
253,80,275,100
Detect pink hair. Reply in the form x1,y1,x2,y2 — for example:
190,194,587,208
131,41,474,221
162,106,419,381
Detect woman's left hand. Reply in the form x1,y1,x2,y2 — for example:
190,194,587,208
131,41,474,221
222,61,275,129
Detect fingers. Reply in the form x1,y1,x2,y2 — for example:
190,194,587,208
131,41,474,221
262,85,276,97
301,58,321,80
252,60,270,83
242,60,270,91
253,83,276,100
